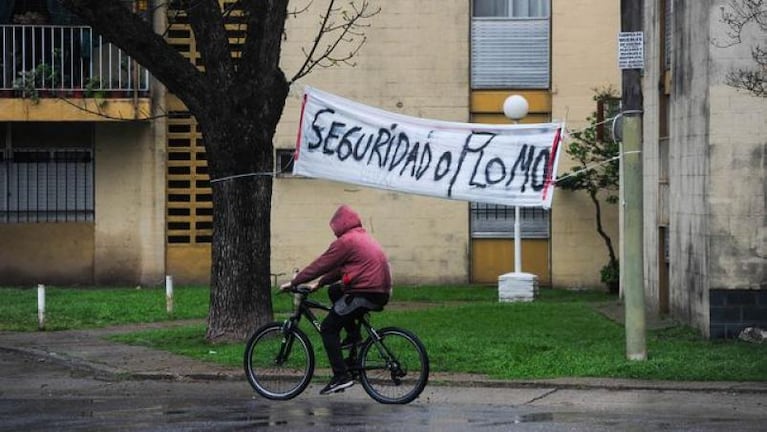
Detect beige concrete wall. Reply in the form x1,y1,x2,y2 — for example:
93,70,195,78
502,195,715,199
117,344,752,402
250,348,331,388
272,180,468,285
94,121,165,285
707,4,767,292
270,0,471,285
550,0,621,288
641,1,767,334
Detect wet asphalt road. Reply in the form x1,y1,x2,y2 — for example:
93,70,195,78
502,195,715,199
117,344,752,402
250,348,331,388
1,350,766,431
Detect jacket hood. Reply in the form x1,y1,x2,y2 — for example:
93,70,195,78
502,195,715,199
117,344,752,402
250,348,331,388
329,205,362,237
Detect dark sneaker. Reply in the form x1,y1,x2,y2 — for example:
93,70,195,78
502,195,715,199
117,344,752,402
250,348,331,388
319,373,354,395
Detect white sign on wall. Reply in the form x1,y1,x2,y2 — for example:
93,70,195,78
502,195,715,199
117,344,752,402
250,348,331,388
618,31,644,70
294,87,564,209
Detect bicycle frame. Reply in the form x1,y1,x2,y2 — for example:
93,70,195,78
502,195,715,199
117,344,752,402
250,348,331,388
282,289,394,372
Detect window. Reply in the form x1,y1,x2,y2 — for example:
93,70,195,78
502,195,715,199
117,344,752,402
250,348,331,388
471,203,549,238
275,148,296,177
1,123,94,223
473,0,550,18
471,0,551,89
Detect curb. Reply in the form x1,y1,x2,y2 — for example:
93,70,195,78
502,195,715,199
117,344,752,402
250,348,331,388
4,344,767,394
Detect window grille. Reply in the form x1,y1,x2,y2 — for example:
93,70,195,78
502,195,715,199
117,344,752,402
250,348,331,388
0,147,93,223
163,2,249,245
470,202,549,238
166,110,211,244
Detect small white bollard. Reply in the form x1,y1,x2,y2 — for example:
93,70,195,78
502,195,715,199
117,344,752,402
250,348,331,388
37,284,45,330
165,275,174,315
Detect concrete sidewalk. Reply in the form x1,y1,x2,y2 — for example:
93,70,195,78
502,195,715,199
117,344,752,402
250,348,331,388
1,321,766,394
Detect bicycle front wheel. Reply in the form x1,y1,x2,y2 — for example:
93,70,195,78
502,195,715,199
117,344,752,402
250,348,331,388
358,327,429,404
243,322,314,400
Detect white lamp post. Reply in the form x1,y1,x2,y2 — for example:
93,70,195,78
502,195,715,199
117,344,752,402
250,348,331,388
497,94,537,303
503,95,529,273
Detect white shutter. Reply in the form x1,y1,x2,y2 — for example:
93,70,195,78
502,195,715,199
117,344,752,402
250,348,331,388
471,18,550,89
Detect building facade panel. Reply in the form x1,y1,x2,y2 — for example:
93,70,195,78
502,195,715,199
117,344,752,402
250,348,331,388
643,0,767,337
94,121,165,286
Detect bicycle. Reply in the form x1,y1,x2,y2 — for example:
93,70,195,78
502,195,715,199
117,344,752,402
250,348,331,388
243,284,429,404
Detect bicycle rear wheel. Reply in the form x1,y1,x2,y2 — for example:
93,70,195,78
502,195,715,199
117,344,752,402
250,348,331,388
243,322,314,400
358,327,429,404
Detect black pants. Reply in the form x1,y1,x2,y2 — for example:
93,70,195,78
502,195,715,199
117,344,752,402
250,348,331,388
320,284,388,376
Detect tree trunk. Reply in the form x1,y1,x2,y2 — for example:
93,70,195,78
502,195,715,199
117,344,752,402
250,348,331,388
200,87,286,342
206,172,274,342
589,189,617,265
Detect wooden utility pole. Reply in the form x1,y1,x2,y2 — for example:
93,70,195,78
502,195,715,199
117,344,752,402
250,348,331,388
621,0,647,361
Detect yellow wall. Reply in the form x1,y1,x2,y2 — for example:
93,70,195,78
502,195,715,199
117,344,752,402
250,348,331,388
470,90,552,124
0,223,94,285
471,238,550,285
167,245,210,284
0,98,152,122
550,0,621,288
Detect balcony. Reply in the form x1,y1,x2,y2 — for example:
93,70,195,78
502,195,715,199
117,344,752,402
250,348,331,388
1,24,152,121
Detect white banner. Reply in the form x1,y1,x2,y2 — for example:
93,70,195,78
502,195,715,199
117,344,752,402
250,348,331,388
294,87,564,208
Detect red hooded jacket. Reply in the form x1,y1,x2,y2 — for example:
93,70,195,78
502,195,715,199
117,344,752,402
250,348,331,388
293,205,391,295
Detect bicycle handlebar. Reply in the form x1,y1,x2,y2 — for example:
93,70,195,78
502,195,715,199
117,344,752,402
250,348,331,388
282,284,314,295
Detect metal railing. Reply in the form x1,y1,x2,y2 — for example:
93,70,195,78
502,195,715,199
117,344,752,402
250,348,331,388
1,25,149,95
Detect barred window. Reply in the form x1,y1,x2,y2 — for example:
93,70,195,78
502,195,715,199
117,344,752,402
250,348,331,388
0,123,94,223
470,203,549,239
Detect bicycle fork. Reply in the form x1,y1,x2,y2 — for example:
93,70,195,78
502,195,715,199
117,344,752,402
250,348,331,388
275,320,297,365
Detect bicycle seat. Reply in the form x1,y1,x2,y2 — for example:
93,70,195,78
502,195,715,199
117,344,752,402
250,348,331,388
334,295,384,315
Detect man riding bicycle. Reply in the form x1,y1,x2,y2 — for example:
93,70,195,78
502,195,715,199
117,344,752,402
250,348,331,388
281,204,391,395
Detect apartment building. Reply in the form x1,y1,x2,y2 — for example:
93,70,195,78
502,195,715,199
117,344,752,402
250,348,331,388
1,1,622,295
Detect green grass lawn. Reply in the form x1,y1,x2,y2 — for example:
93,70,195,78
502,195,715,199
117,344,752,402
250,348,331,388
2,285,766,381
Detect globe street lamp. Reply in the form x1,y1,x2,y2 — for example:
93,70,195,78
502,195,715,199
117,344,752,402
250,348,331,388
503,94,529,274
496,94,538,303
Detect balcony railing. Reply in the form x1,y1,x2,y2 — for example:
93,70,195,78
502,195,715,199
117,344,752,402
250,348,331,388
1,25,149,97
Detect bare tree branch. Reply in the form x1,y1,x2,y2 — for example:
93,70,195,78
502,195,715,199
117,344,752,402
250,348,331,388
718,0,767,97
289,0,379,83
